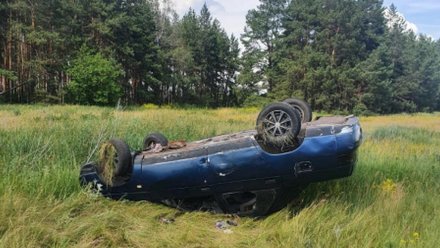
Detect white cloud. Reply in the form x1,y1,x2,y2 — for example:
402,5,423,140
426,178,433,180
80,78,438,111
384,8,418,33
383,0,439,39
170,0,260,39
171,0,201,15
207,0,226,13
405,21,418,34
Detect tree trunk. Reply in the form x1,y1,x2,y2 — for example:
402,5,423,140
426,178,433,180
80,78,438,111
7,10,12,102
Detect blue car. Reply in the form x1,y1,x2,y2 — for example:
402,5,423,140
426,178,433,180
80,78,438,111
80,99,362,216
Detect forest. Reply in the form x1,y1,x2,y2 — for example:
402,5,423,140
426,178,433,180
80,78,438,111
0,0,439,114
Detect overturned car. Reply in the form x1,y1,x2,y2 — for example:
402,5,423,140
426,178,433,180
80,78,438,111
80,99,362,216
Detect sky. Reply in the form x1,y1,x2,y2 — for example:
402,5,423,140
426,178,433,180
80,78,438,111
170,0,259,39
170,0,440,41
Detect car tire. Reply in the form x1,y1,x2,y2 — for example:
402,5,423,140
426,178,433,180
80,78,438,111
256,102,301,149
283,98,312,123
97,139,132,185
143,132,168,150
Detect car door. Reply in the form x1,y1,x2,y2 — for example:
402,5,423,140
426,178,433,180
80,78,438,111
207,140,279,192
140,146,210,196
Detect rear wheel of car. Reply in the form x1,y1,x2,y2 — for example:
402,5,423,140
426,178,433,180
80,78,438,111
283,98,312,123
256,102,301,151
97,139,132,186
143,132,168,150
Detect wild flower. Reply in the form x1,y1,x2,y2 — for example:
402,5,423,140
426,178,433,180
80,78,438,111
400,239,407,246
380,178,397,193
400,232,420,247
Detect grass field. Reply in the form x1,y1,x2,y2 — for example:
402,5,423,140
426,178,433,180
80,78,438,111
0,105,439,247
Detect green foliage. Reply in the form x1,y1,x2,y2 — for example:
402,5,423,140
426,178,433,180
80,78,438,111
0,69,17,81
241,0,440,114
164,5,240,107
272,0,386,112
1,0,439,113
66,48,123,106
356,44,394,114
0,0,239,106
239,0,287,100
242,94,273,108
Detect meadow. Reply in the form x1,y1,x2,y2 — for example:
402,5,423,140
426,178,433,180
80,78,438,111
0,105,439,247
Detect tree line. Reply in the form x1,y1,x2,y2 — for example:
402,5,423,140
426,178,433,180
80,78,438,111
241,0,440,114
0,0,239,106
1,0,439,113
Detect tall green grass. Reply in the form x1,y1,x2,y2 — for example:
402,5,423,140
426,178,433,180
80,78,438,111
0,105,439,247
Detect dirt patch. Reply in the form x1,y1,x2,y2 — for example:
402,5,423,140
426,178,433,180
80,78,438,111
168,141,187,149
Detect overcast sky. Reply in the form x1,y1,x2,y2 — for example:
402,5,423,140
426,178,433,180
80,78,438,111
170,0,440,41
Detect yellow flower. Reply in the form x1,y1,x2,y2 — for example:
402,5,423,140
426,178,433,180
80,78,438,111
380,179,397,192
400,239,407,246
412,232,420,240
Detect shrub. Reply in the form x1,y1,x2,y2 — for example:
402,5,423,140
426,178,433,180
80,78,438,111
66,47,123,106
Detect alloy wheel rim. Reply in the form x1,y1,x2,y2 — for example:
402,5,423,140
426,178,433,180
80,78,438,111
263,110,292,136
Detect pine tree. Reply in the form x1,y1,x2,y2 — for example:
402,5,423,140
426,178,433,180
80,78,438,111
167,5,239,107
0,1,12,94
411,35,440,111
380,5,418,112
274,0,386,112
240,0,288,95
356,43,394,113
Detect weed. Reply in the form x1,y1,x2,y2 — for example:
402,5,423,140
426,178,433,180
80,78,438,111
13,109,21,116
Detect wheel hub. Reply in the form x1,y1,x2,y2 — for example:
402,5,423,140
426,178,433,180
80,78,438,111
263,110,292,136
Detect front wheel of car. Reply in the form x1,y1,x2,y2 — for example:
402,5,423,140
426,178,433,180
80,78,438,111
97,139,132,186
256,102,301,151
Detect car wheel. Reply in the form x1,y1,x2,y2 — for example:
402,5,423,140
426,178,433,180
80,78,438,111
143,132,168,150
256,102,301,149
283,98,312,123
97,139,132,186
